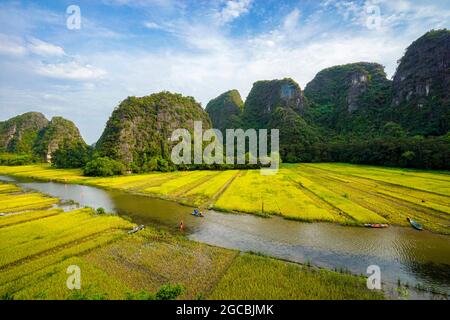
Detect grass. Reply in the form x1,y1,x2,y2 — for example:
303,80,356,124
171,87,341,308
0,162,448,233
209,253,384,300
0,193,58,213
0,181,386,300
0,183,20,194
0,208,62,228
83,229,238,299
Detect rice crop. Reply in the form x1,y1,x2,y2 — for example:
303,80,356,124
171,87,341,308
208,253,384,300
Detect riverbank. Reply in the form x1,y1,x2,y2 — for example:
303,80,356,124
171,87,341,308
0,163,449,234
0,181,384,300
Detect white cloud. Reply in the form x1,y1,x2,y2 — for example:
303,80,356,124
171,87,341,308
217,0,253,24
144,21,163,30
103,0,175,8
28,38,65,57
2,0,449,144
35,61,106,81
0,34,27,57
283,9,301,30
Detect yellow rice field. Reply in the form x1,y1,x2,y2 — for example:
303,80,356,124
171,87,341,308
0,163,449,233
0,181,382,300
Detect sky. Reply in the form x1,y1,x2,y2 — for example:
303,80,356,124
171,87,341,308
0,0,449,144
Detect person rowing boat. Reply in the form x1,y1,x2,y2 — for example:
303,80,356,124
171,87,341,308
192,209,204,217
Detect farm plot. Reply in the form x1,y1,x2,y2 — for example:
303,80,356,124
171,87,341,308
214,170,338,222
0,193,58,213
0,165,85,183
209,253,384,300
0,181,386,300
83,229,238,299
296,164,450,233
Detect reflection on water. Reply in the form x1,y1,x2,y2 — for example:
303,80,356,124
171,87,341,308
1,175,449,295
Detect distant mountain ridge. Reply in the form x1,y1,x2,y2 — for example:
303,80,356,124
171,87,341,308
0,112,86,162
2,29,448,170
206,29,449,163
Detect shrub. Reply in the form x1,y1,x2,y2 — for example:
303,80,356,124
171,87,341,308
52,143,92,169
83,157,125,177
96,207,106,215
0,153,37,166
155,284,184,300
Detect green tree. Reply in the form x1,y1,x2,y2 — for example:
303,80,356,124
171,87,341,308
52,142,92,169
83,157,126,177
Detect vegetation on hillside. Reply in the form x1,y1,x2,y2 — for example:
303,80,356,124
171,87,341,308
0,153,38,166
33,117,86,162
0,112,49,154
0,113,87,164
2,30,449,172
96,91,212,172
205,89,244,132
391,29,450,136
304,62,392,134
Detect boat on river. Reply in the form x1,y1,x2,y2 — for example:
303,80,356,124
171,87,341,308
407,218,423,231
364,223,389,228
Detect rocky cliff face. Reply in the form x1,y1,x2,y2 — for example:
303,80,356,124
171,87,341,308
304,62,392,134
205,90,244,132
0,112,85,161
33,117,86,162
305,62,391,113
0,112,49,154
243,78,306,129
96,91,211,168
391,29,450,136
206,78,318,161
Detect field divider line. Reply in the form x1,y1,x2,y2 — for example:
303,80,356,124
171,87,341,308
0,228,128,273
208,171,242,208
0,210,62,229
310,164,450,183
301,171,450,232
204,251,241,299
305,165,450,210
173,172,223,197
0,231,126,288
285,174,355,223
302,164,450,198
315,171,450,223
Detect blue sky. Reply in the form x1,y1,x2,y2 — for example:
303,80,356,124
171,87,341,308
1,0,449,143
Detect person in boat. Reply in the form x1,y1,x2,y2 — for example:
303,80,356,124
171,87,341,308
193,209,199,216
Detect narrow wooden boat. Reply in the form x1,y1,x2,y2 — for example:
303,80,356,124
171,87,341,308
364,223,389,228
128,224,145,234
407,218,423,231
191,212,204,218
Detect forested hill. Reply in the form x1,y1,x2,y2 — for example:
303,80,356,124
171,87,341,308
2,29,449,172
206,29,449,169
0,113,85,163
96,91,212,171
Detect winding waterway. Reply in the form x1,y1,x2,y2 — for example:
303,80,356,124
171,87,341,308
1,175,449,298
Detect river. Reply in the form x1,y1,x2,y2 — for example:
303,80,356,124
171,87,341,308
1,175,449,298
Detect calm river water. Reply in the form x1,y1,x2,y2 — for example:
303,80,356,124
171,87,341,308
1,175,449,298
